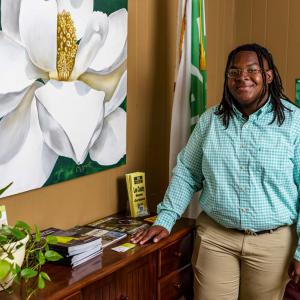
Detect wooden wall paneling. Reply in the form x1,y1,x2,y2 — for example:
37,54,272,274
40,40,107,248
218,0,236,106
129,0,148,171
234,0,253,45
145,0,165,204
205,0,221,106
213,0,226,107
126,0,140,168
265,0,290,93
251,0,267,46
284,0,300,101
144,0,174,210
205,0,236,106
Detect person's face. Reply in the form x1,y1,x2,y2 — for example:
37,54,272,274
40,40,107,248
227,51,273,116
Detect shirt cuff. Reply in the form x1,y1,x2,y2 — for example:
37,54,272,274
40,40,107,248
154,212,176,233
294,246,300,261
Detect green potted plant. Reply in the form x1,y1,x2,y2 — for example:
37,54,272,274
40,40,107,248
0,183,63,300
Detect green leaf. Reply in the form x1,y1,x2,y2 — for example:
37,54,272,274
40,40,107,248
20,268,38,279
45,250,63,262
0,182,13,196
34,225,41,242
11,264,20,280
0,260,11,280
14,264,21,275
38,250,46,265
12,267,21,284
46,236,58,245
1,225,12,236
15,220,31,232
11,227,26,240
40,272,51,281
0,234,8,244
38,274,45,289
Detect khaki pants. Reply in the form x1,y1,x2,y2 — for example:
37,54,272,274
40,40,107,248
192,213,297,300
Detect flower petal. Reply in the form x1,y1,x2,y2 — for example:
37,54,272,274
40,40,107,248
79,64,127,102
0,83,41,163
35,80,105,164
0,98,58,198
70,12,109,80
0,33,37,93
57,0,93,40
90,108,126,166
91,41,127,75
1,0,22,43
19,0,57,72
0,87,32,119
90,9,128,71
104,70,127,117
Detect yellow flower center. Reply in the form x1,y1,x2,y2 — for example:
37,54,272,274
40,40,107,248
56,11,77,81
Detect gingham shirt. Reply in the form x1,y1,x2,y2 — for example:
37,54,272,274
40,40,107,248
154,98,300,260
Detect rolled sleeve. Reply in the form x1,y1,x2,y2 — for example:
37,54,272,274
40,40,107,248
154,118,205,232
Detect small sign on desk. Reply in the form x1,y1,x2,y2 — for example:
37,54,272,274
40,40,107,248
112,242,136,253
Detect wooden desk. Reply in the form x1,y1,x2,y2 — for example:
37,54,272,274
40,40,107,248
2,218,195,300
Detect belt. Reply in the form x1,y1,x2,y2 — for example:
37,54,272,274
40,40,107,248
233,225,286,236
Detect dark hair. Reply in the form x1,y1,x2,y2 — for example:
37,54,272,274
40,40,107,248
215,43,292,128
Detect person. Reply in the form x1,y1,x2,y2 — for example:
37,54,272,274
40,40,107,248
131,43,300,300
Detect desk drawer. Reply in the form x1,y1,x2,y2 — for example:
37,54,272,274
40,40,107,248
158,265,193,300
62,292,81,300
158,232,193,277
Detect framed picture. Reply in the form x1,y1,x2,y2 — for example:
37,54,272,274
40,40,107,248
0,0,128,197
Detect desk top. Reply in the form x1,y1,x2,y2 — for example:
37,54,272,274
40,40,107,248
1,217,194,300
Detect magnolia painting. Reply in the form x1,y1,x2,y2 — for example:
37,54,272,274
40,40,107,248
0,0,127,198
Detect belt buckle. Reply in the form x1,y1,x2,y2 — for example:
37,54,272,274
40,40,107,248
244,229,257,236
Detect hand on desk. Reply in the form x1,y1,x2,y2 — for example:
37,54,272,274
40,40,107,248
130,225,169,245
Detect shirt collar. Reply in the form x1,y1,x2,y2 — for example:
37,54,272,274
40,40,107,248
232,96,272,121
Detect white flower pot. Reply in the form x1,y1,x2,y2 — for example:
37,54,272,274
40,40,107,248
0,234,29,290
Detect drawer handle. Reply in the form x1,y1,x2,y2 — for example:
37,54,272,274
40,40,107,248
119,296,128,300
173,282,182,289
174,251,182,258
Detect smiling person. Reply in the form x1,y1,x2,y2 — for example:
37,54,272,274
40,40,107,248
131,44,300,299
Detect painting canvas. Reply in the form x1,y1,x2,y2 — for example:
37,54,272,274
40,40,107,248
0,0,127,198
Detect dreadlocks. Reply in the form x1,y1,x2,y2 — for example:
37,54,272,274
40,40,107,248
215,43,292,128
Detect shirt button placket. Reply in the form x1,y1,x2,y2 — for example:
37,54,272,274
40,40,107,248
239,121,251,228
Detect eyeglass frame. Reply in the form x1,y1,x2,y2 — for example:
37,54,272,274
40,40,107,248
227,67,270,79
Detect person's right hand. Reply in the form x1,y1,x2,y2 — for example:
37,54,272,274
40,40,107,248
130,225,169,245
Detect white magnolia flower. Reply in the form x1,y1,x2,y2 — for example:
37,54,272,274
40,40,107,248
0,0,127,197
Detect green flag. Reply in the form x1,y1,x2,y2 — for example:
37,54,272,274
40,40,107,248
169,0,207,218
169,0,207,174
190,0,207,131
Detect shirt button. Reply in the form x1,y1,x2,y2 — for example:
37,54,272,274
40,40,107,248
241,144,246,149
241,208,247,213
240,165,245,170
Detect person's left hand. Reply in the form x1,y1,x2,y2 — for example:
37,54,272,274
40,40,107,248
288,259,300,287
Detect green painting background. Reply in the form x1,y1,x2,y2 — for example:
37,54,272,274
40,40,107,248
0,0,127,187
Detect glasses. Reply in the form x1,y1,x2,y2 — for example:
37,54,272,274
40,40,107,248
227,67,265,78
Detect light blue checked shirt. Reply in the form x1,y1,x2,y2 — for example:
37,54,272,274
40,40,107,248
154,99,300,260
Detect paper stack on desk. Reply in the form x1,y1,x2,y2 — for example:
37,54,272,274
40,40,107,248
41,227,102,268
